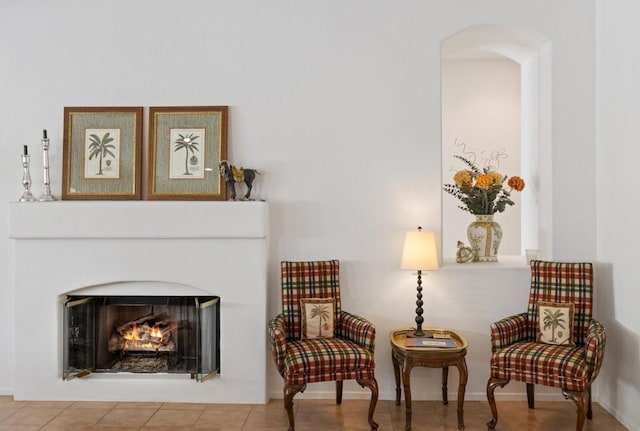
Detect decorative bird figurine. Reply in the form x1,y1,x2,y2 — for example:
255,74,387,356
456,240,476,263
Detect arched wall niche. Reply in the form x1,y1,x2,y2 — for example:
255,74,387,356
440,23,552,262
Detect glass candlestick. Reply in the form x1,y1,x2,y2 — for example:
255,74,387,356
20,154,37,202
38,129,56,201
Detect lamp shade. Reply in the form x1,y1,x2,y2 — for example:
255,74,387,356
401,228,439,270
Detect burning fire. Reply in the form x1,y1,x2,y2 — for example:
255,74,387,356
122,323,166,350
123,323,164,341
109,313,176,354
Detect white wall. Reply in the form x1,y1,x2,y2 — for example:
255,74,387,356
441,58,522,257
0,0,610,416
595,1,640,429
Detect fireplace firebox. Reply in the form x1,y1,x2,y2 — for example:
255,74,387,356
63,295,219,382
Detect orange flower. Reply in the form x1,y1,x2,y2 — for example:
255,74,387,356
453,170,473,187
507,176,525,191
475,174,493,189
489,171,504,185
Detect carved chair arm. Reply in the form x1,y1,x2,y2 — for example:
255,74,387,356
490,312,529,352
267,313,288,377
336,311,376,353
585,318,606,382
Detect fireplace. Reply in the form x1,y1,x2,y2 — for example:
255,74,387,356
64,295,219,381
9,201,268,403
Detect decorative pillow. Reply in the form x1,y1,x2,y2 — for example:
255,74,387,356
537,301,575,346
300,298,335,339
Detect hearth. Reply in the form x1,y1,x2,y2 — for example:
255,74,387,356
64,295,219,381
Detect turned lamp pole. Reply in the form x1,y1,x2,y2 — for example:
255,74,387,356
401,226,439,337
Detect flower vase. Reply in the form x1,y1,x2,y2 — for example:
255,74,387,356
467,214,502,262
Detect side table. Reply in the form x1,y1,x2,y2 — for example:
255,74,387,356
390,328,469,430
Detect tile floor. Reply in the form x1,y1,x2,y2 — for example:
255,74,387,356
0,396,628,430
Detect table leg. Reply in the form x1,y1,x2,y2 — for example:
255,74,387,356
442,366,449,405
402,362,413,431
392,351,402,405
455,358,468,430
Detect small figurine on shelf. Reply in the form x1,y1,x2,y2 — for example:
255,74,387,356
456,241,476,263
219,160,261,200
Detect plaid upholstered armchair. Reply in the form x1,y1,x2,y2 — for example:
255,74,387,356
487,261,606,431
268,260,379,431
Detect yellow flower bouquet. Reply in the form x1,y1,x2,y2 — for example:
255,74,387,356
443,155,525,215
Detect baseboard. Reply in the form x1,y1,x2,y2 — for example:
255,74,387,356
268,389,567,402
596,399,638,431
3,384,574,406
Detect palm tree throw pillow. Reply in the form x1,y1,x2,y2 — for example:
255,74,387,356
300,298,336,339
537,301,575,346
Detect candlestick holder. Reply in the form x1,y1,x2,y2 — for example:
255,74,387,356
38,133,56,201
20,154,37,202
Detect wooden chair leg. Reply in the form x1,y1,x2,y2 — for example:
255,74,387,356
526,383,535,409
284,383,306,431
486,377,509,430
587,386,593,419
336,381,343,405
357,378,379,430
562,389,589,431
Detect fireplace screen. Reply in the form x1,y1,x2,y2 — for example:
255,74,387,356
63,296,219,382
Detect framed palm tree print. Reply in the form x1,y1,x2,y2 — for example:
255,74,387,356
147,106,228,200
62,107,143,200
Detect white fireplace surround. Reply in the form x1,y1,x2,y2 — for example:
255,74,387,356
8,201,268,403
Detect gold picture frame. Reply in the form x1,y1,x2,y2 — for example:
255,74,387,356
62,107,143,200
147,106,228,200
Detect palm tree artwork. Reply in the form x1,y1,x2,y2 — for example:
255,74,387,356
173,133,200,175
310,304,331,337
542,308,567,343
88,132,116,175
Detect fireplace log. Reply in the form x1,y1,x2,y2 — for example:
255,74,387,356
108,333,176,353
108,335,124,352
110,312,175,353
120,323,171,341
116,313,169,335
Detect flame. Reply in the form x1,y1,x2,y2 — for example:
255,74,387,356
122,323,163,343
123,323,138,341
150,327,163,339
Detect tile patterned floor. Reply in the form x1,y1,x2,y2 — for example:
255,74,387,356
0,396,629,430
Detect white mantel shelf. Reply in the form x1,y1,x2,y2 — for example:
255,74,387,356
8,201,267,239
